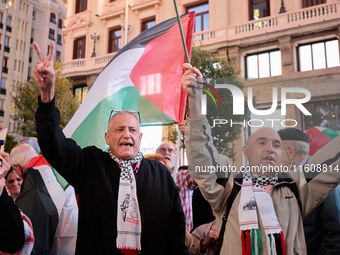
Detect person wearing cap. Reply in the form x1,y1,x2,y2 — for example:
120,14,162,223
278,128,340,255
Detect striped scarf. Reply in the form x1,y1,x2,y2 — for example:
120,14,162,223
109,151,143,253
238,172,285,255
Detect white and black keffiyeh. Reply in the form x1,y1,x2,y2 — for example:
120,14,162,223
238,171,285,255
109,150,143,251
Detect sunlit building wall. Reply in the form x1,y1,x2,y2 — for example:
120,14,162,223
0,0,66,140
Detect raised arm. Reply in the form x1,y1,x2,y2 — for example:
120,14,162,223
182,63,231,215
33,42,55,103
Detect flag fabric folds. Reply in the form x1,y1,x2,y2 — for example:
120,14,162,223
63,12,195,149
305,126,340,156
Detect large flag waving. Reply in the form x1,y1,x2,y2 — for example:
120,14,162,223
63,13,195,149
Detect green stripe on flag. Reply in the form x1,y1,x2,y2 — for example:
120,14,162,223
51,166,69,191
70,86,175,150
323,128,340,141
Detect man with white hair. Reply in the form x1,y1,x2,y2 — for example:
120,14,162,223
11,144,78,255
156,142,177,171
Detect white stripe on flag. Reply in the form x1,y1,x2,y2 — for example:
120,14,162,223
63,48,145,137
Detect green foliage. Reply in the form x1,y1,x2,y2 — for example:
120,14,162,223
11,60,80,137
4,134,17,153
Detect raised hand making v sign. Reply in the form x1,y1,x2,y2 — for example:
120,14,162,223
33,41,55,103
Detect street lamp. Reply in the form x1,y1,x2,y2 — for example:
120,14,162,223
89,31,100,58
279,0,287,14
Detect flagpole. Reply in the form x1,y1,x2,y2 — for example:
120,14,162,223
173,126,181,180
125,0,129,45
173,0,196,94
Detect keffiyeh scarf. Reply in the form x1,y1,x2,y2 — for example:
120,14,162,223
109,151,143,252
238,172,285,255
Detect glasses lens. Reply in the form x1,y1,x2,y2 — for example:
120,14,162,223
158,148,175,154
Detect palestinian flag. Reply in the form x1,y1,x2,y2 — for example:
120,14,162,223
63,12,195,149
15,156,78,254
305,126,340,156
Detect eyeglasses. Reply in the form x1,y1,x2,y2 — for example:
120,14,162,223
157,148,176,154
108,110,141,124
12,164,22,171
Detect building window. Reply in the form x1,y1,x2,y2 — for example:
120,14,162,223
57,34,62,45
50,13,56,23
302,0,326,8
75,0,87,14
49,29,55,40
74,85,88,103
29,48,32,62
297,39,340,72
73,37,86,59
245,49,282,79
4,36,10,52
32,10,36,20
0,99,4,117
249,0,270,20
108,28,121,53
303,99,340,130
141,18,155,32
6,16,11,32
187,3,209,33
2,57,8,73
1,78,5,89
56,50,60,60
58,19,62,29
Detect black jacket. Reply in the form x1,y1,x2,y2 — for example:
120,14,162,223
0,187,25,253
35,97,187,255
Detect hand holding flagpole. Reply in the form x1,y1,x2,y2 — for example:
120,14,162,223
33,42,56,103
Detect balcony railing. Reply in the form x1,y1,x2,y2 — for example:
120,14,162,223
49,34,55,40
4,46,10,53
192,2,339,46
6,26,11,33
0,110,4,117
0,23,3,29
0,89,6,95
63,52,117,75
2,67,8,73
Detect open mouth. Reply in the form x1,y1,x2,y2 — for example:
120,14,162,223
164,155,171,161
264,156,275,162
120,142,133,147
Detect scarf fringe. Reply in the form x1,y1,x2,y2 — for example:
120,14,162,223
241,229,261,255
241,230,286,255
119,248,141,255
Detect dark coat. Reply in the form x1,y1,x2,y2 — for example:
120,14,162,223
35,97,187,255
